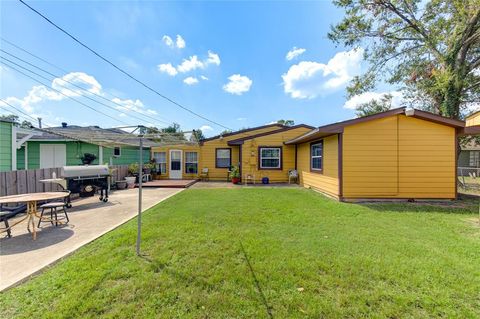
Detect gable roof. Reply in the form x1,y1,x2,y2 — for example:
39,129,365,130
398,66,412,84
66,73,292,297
200,123,285,144
227,124,315,145
285,107,465,145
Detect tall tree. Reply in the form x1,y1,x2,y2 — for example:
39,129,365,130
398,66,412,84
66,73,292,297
329,0,480,119
356,94,393,117
277,119,295,126
190,129,206,142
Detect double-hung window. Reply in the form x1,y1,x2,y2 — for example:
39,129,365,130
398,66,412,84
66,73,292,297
311,141,323,171
185,152,198,174
216,148,231,168
154,152,167,174
259,147,281,169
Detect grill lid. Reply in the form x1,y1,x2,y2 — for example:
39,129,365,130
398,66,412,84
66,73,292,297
61,165,110,178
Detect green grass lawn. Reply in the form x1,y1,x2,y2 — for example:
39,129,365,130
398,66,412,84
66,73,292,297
1,188,479,318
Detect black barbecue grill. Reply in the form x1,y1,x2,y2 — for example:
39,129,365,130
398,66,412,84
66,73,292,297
41,165,110,207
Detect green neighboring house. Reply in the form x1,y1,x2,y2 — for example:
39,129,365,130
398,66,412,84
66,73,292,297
0,119,14,172
1,120,151,171
1,118,43,172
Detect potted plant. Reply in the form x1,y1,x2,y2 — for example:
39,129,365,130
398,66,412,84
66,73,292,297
143,162,155,174
125,163,139,188
229,166,240,184
80,153,97,165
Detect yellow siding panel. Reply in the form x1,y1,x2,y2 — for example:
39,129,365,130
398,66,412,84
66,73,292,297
343,116,399,197
342,114,456,199
200,125,285,181
466,112,480,126
297,134,339,197
241,127,312,183
398,115,455,198
150,144,201,180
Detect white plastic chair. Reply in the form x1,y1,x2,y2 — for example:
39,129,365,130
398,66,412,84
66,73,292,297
288,169,298,184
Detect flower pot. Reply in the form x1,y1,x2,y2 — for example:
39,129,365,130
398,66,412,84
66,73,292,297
116,180,127,190
125,177,136,188
232,177,240,184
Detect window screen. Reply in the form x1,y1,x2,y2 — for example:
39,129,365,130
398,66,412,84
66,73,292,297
216,149,231,168
259,147,281,169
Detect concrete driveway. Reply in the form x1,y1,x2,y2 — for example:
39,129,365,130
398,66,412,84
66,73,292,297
0,187,183,291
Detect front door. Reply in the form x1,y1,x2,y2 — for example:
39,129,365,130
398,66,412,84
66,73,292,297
169,150,182,179
40,144,67,168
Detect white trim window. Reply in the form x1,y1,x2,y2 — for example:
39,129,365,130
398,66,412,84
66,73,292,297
185,152,198,174
154,152,167,174
311,141,323,171
113,146,121,157
259,147,281,169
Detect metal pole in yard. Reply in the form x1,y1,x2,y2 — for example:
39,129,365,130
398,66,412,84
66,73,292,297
136,135,144,256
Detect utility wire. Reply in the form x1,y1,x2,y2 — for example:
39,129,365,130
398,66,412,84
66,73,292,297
1,56,141,126
1,59,132,126
0,104,37,125
18,0,232,131
1,36,68,74
0,41,174,126
0,99,39,123
0,51,167,127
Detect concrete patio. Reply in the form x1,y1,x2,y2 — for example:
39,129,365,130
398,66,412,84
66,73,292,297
0,187,183,291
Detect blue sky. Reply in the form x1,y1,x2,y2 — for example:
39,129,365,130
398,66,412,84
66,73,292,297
0,1,387,137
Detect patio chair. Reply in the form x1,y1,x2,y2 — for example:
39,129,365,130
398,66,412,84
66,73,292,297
200,168,209,181
38,191,70,227
0,204,27,238
288,169,298,184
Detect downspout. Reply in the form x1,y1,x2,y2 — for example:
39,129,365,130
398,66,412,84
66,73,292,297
338,133,343,200
239,145,242,182
294,144,297,170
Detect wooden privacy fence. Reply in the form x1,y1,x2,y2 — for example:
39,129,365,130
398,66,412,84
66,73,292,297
0,165,129,197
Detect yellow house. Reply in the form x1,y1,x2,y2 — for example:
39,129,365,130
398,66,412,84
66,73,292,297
286,107,468,201
150,124,313,182
150,107,480,200
466,110,480,127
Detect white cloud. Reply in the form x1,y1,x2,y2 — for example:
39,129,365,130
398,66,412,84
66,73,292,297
111,97,158,115
1,71,156,124
200,75,209,80
223,74,252,95
282,48,364,99
157,51,221,76
176,35,186,49
52,72,102,97
206,51,220,66
343,91,404,109
237,117,247,121
157,63,178,76
162,35,174,48
286,47,306,61
177,55,204,73
183,76,199,85
200,125,213,131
